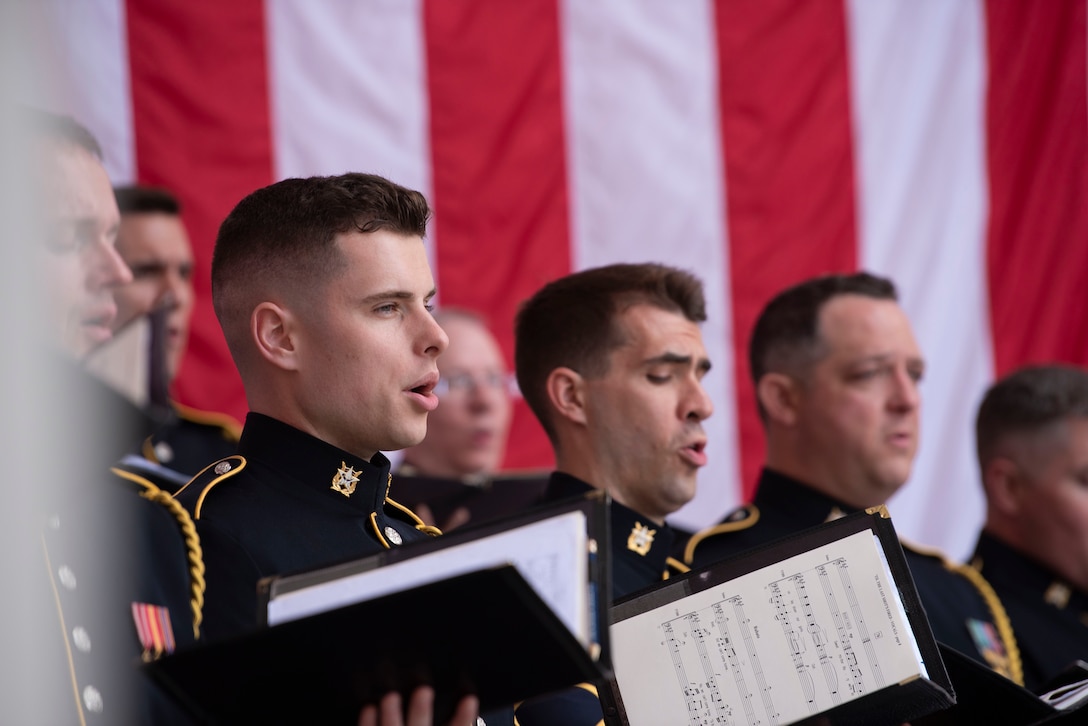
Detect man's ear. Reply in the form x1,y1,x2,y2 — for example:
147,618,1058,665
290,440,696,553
757,372,800,426
251,301,300,371
545,366,587,426
982,456,1023,516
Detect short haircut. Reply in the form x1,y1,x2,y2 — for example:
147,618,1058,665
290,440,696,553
976,364,1088,466
114,185,181,216
514,263,706,441
211,172,431,370
21,108,103,205
21,106,102,159
749,271,898,387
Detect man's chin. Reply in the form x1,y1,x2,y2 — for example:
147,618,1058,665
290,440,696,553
387,426,429,453
71,324,114,358
663,480,698,515
876,472,911,500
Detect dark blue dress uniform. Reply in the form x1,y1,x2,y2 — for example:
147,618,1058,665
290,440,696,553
514,473,688,726
173,413,438,642
140,402,241,481
41,468,203,725
972,531,1088,693
683,468,1024,685
39,359,202,724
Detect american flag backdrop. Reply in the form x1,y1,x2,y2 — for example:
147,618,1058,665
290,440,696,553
23,0,1088,559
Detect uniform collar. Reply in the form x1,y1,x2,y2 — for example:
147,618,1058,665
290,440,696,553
546,471,676,577
973,530,1088,612
238,413,392,515
755,468,854,526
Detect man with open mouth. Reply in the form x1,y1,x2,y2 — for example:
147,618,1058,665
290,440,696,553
511,262,714,726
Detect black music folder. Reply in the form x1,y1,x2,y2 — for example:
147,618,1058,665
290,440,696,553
914,646,1088,725
144,492,611,725
602,507,955,726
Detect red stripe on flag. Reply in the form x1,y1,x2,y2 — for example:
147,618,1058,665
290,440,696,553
984,0,1088,375
125,0,275,423
423,0,572,470
715,0,859,499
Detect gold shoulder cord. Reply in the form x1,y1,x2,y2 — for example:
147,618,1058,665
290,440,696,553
112,468,206,640
172,400,243,441
950,560,1023,686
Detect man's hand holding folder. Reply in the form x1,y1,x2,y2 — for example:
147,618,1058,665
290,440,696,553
358,687,479,726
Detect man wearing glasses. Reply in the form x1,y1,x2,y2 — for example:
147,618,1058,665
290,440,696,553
394,309,547,531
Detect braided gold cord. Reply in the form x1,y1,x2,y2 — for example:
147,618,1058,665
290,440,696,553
112,468,205,640
951,560,1024,686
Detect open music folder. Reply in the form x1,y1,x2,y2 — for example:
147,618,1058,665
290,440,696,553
143,491,611,725
602,507,955,726
914,646,1088,725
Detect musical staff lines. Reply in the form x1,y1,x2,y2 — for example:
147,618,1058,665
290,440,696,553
657,553,896,725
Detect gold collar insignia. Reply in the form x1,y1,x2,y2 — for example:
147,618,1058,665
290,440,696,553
331,461,360,498
627,522,657,556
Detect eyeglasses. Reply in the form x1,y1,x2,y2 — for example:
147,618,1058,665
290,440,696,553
434,371,519,398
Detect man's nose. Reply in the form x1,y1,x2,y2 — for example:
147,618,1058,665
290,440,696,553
685,379,714,422
91,240,132,290
889,368,920,411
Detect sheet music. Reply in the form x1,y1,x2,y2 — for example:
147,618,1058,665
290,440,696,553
612,531,924,726
266,510,591,646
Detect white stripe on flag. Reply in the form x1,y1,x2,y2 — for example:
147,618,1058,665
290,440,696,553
31,0,134,183
847,0,992,559
561,0,739,531
267,0,437,301
267,0,432,196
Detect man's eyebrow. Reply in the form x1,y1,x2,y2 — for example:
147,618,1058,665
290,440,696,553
66,217,119,237
360,287,437,304
644,352,713,374
853,352,926,367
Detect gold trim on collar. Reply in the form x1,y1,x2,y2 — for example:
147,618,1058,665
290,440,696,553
682,504,760,565
369,512,391,549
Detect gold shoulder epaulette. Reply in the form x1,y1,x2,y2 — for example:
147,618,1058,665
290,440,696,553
172,401,243,441
172,455,247,519
900,537,1023,686
683,504,760,566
